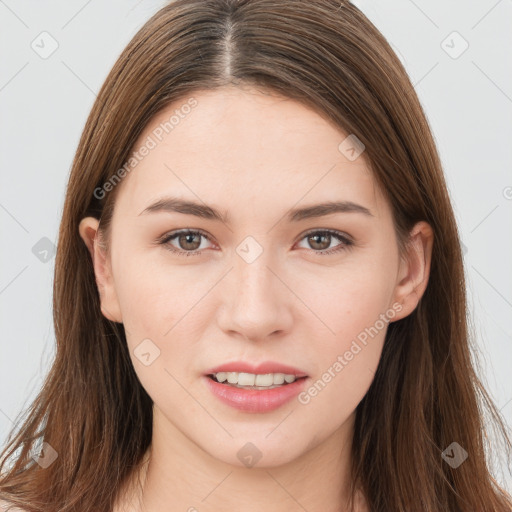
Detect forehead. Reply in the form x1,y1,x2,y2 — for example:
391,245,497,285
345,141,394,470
112,86,386,221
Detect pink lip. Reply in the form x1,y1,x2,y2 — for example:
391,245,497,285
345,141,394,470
204,361,308,378
203,375,308,413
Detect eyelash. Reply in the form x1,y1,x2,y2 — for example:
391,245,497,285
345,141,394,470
157,228,354,257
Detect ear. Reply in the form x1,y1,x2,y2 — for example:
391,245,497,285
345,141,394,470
78,217,123,323
390,221,434,322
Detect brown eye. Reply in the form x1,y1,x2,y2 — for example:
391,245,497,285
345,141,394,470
159,229,213,256
307,233,331,251
158,228,353,257
177,232,202,251
297,229,353,255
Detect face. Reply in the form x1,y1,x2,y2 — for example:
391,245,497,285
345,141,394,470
80,85,432,468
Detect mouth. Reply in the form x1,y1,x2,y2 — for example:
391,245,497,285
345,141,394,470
207,372,308,390
204,371,310,413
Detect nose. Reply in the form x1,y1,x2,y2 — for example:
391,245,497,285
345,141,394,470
216,247,294,342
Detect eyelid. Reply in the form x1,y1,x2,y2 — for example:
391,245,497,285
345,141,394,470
158,227,354,256
298,227,353,244
157,228,215,249
294,228,354,255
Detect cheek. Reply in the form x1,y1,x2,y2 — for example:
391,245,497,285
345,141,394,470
113,253,215,385
294,256,394,393
304,262,394,339
295,273,390,424
113,249,200,331
112,258,201,407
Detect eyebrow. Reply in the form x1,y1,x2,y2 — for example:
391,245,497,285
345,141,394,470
138,197,373,223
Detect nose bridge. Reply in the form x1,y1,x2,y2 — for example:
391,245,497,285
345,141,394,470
217,235,291,339
236,251,273,299
234,238,279,309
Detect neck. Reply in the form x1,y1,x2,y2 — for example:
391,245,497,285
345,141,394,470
115,408,366,512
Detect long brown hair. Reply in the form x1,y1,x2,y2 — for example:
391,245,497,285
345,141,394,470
1,1,511,510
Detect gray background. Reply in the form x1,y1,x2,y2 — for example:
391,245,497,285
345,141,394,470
1,0,511,491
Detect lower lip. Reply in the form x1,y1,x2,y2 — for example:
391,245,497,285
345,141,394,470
203,375,308,413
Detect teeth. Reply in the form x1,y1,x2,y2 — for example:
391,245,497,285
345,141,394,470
238,373,255,386
213,372,298,387
226,372,238,384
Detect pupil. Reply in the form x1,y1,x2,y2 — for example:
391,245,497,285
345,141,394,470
181,233,200,250
310,233,329,250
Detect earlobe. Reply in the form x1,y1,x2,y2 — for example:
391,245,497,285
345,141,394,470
390,221,434,322
78,217,123,323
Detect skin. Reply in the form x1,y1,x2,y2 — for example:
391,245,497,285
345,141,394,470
79,85,433,512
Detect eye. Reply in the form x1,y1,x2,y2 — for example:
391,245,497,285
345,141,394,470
158,229,214,256
295,229,353,255
157,228,353,256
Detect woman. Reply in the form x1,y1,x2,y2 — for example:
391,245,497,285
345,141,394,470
1,1,511,510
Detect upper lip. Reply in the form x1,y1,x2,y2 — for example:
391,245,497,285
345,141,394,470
205,361,308,378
